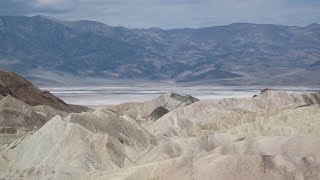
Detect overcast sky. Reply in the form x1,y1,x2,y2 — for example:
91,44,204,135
0,0,319,29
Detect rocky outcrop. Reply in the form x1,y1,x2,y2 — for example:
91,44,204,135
0,96,47,133
107,92,199,123
0,95,68,146
0,69,88,113
0,70,83,146
147,90,320,138
147,106,169,121
218,90,320,113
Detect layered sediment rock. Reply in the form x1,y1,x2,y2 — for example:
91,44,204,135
106,92,199,123
0,95,68,146
0,69,88,113
147,106,169,121
0,70,88,147
1,90,320,180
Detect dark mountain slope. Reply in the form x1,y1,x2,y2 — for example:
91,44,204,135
0,15,319,85
0,69,88,112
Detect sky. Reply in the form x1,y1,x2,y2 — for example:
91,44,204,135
0,0,319,29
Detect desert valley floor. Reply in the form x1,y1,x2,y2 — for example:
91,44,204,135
43,85,319,106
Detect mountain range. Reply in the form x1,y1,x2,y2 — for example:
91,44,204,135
0,15,320,85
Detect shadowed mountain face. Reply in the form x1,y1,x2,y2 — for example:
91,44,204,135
0,15,320,85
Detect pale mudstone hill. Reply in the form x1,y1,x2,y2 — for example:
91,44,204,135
0,95,68,146
147,90,320,137
1,90,320,179
0,70,88,147
107,92,199,124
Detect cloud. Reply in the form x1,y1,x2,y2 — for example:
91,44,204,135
0,0,319,28
0,0,76,15
36,0,69,5
33,0,77,12
33,0,76,8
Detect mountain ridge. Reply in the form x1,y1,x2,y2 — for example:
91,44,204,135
0,15,320,85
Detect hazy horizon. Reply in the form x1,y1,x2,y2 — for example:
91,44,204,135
2,15,320,30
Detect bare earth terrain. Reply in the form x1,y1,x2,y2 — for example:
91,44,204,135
0,70,320,180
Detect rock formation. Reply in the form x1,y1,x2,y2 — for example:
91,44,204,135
0,69,88,113
107,92,199,124
1,89,320,179
0,95,69,146
0,70,88,147
147,106,169,121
